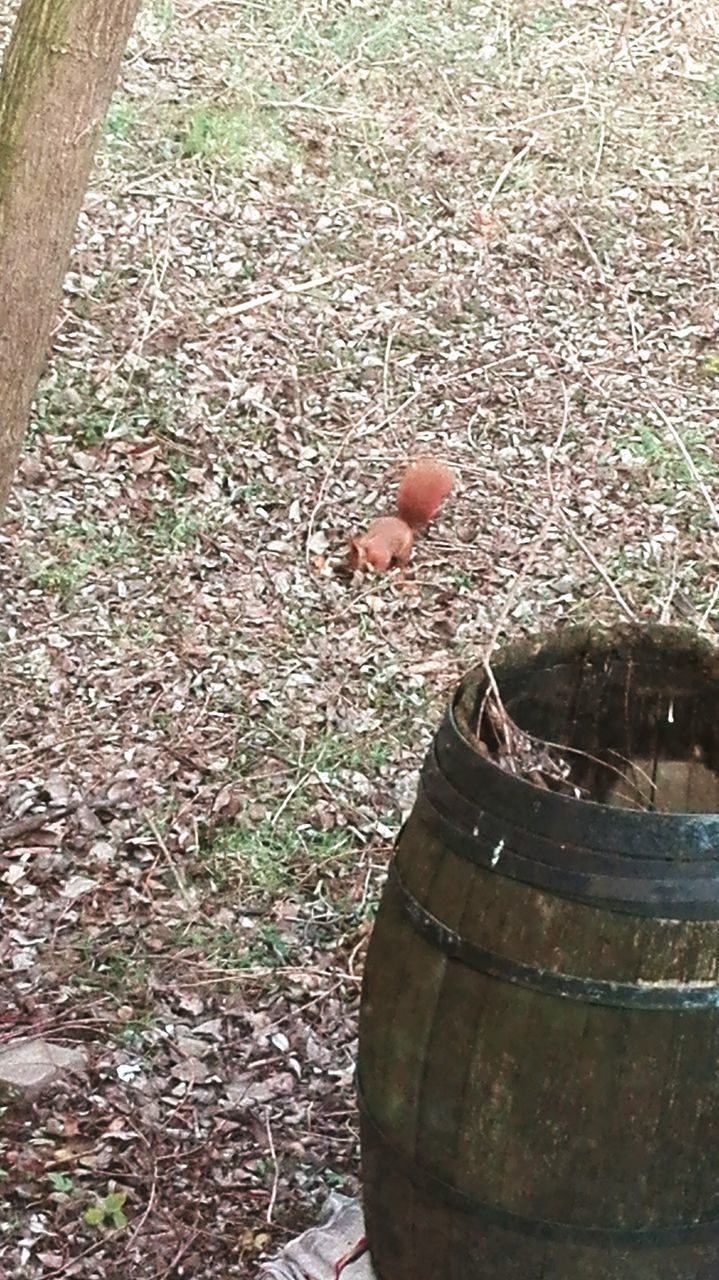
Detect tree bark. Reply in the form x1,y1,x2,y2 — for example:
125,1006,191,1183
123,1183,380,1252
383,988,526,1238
0,0,142,517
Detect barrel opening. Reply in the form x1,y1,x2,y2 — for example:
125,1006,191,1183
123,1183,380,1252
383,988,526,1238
471,629,719,814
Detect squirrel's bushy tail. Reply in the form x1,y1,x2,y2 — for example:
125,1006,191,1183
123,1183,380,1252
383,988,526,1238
396,458,454,529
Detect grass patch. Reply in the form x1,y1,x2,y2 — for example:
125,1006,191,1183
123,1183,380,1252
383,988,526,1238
160,921,300,970
148,503,209,551
194,727,395,896
699,73,719,104
27,524,143,600
296,727,396,777
287,7,432,65
31,360,186,447
153,0,174,32
70,934,151,1000
178,101,298,172
611,420,718,486
526,10,564,37
28,555,94,600
198,819,353,894
105,96,139,143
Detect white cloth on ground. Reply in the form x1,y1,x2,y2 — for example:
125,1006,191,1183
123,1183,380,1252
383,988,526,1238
258,1193,377,1280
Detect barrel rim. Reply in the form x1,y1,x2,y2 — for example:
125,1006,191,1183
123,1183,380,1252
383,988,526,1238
451,622,719,838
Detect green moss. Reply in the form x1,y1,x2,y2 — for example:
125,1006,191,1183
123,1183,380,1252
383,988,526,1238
0,0,76,201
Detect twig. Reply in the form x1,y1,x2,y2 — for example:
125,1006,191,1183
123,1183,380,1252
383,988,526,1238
559,513,636,620
347,933,368,978
382,325,396,414
102,224,174,435
0,1011,113,1046
145,813,193,908
270,731,307,827
484,103,593,135
607,0,636,71
185,0,218,20
623,285,640,352
217,262,360,319
0,804,76,848
660,541,680,624
542,739,653,807
487,135,535,207
591,105,607,184
126,1160,158,1247
264,979,348,1035
42,1227,126,1278
258,96,366,117
214,225,442,323
543,383,636,621
503,0,514,71
650,401,719,534
560,207,606,280
155,1231,201,1280
178,964,361,984
700,580,719,631
478,382,571,675
265,1111,280,1225
472,388,572,761
471,384,637,783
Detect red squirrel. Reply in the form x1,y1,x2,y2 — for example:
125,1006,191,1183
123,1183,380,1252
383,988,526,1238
349,458,454,572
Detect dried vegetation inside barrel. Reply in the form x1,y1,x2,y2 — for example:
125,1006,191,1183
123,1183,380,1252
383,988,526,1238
466,626,719,813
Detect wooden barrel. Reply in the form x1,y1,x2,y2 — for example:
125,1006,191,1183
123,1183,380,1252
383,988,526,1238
358,625,719,1280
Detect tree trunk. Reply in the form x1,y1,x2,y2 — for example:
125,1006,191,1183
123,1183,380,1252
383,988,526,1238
0,0,142,517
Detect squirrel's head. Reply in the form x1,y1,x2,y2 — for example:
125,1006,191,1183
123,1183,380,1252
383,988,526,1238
348,537,367,571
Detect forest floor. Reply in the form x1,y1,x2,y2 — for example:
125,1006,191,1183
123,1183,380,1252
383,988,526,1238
1,0,718,1275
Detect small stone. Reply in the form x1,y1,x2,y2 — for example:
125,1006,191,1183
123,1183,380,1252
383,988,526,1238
172,1058,210,1085
60,875,97,899
175,1035,211,1060
0,1039,87,1096
18,455,45,484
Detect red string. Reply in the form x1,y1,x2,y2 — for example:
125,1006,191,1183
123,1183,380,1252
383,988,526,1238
334,1237,368,1279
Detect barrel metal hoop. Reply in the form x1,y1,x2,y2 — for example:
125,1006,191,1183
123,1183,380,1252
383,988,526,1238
437,697,719,861
358,1085,719,1248
391,860,719,1011
419,753,719,920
